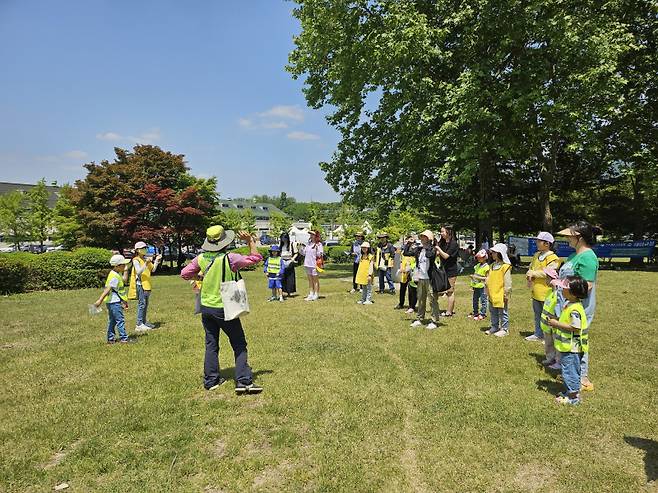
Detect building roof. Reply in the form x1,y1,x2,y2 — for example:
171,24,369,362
217,199,286,219
0,182,61,208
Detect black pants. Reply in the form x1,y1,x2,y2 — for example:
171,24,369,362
201,307,253,389
352,262,359,290
399,282,417,308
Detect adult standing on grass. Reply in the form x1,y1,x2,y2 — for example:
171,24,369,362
128,241,162,333
555,221,601,392
349,231,365,293
302,230,323,301
180,225,263,395
375,232,396,294
436,225,460,316
410,230,440,330
525,232,560,342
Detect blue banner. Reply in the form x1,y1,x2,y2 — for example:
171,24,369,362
509,237,655,259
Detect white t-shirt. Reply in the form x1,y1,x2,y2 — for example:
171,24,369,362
107,275,121,303
417,248,430,280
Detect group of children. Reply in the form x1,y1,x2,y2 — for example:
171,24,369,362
93,242,162,343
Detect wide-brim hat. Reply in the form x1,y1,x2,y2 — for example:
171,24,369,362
202,225,235,252
361,241,371,249
355,231,364,237
109,254,131,266
376,232,389,238
556,227,578,237
134,241,147,250
490,243,511,264
419,230,434,241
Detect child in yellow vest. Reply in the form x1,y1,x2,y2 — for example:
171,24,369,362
263,245,285,302
547,276,589,405
469,249,490,321
485,243,512,337
128,241,162,332
356,242,375,305
540,267,562,370
94,254,131,344
525,232,560,341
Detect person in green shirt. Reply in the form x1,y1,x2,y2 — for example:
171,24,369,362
556,221,602,392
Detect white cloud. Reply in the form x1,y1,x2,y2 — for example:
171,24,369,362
262,121,289,129
96,131,122,141
238,118,253,128
258,105,304,122
64,150,88,159
95,128,161,144
287,131,320,141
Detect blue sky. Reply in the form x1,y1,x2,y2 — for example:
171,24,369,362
0,0,341,202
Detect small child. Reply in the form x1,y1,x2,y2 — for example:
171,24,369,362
396,235,418,313
264,245,285,302
469,249,490,321
128,241,162,333
539,267,561,370
355,241,375,305
547,276,589,405
485,243,512,337
94,254,131,344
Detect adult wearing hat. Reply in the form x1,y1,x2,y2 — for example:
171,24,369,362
181,225,264,394
555,221,602,392
349,231,365,293
128,241,162,333
525,232,560,342
410,230,441,329
375,232,396,294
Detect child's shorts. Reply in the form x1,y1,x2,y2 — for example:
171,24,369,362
268,278,282,289
305,266,318,277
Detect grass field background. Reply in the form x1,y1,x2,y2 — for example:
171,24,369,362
1,264,656,492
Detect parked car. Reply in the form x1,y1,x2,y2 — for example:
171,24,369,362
324,239,339,247
46,245,65,253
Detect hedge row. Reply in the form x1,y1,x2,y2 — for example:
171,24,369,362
0,248,113,295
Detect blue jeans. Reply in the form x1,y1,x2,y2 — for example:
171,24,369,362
472,287,487,316
136,285,151,326
360,283,373,302
378,268,394,292
532,299,544,338
107,302,128,342
560,352,583,395
490,303,509,332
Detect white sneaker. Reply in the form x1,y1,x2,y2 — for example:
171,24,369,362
484,328,496,335
494,330,509,338
135,324,150,333
410,320,423,328
350,289,356,294
363,300,373,305
525,334,542,342
357,300,364,304
311,294,319,301
304,294,314,301
426,322,438,330
406,308,415,314
278,297,284,302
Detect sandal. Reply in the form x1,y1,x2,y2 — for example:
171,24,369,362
440,311,454,317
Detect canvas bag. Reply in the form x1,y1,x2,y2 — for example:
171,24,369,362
219,254,250,321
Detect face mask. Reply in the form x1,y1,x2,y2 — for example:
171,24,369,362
139,248,147,255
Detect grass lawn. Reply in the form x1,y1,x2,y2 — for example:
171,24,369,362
1,264,656,492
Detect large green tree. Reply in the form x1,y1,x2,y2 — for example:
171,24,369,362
0,191,29,248
27,178,53,250
52,185,83,250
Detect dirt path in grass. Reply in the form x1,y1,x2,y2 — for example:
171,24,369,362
361,310,429,493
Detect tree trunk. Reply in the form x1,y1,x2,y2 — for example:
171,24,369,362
630,171,645,266
478,151,495,247
538,137,557,231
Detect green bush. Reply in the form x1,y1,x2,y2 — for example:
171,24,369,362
0,248,112,294
325,246,351,264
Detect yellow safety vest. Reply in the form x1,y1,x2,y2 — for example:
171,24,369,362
540,290,558,334
356,254,374,286
529,251,559,301
553,301,589,353
400,255,416,284
470,262,490,289
266,256,282,275
105,270,127,303
198,253,234,309
128,256,153,299
486,263,511,308
375,245,394,269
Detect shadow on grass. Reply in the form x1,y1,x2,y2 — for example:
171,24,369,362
518,330,534,338
536,378,562,395
624,436,658,485
529,352,545,366
220,368,274,381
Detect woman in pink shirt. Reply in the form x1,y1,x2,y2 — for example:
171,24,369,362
181,226,263,395
301,230,324,301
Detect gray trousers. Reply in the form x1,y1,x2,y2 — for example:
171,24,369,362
416,279,439,322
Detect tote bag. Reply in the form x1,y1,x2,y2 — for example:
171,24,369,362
430,263,450,294
219,255,250,321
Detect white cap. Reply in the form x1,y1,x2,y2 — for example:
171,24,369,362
490,243,511,264
533,232,554,243
134,241,147,250
109,254,131,266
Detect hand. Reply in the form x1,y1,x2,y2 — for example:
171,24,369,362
94,300,102,308
548,318,558,327
122,301,129,309
237,231,253,243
